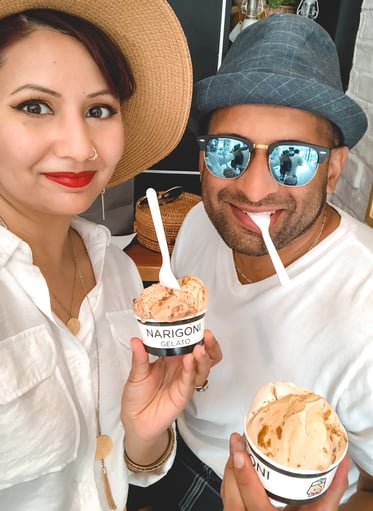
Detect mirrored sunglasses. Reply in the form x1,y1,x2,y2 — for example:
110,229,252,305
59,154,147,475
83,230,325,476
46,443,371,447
196,135,332,186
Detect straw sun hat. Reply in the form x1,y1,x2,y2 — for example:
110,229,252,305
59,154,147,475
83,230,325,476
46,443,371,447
1,0,193,187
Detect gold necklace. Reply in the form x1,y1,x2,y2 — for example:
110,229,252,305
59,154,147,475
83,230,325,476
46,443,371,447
308,205,328,251
69,229,117,511
50,240,80,335
0,218,117,507
235,263,253,283
0,217,80,333
235,206,328,285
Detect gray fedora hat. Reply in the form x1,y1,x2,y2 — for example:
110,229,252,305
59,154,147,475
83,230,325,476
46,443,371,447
191,14,367,149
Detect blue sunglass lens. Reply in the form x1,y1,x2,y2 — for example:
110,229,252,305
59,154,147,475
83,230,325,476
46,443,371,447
268,144,319,186
204,138,250,178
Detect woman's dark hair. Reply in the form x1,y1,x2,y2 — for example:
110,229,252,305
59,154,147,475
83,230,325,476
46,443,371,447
0,9,135,102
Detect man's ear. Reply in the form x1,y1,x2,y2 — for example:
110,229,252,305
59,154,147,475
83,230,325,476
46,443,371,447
326,146,349,193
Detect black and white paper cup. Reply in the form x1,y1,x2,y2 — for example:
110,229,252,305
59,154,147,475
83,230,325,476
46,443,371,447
244,412,348,505
136,311,206,357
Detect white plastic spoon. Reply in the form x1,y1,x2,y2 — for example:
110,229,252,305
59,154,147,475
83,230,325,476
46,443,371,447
250,213,291,287
146,188,181,289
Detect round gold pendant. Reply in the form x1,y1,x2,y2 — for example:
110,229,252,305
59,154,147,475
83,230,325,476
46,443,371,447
67,317,80,335
95,434,113,460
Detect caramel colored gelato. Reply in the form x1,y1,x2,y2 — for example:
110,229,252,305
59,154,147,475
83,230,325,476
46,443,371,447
133,275,207,322
246,382,347,471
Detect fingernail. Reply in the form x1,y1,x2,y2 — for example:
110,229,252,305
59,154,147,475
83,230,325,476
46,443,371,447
233,452,244,469
198,344,206,355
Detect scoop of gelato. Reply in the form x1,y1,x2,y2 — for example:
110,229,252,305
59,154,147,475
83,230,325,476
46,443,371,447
133,275,207,322
246,382,347,471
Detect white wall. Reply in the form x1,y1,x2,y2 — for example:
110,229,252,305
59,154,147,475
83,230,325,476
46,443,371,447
329,0,373,222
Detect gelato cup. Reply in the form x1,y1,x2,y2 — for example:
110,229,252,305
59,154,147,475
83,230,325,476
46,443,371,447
133,276,208,356
244,382,348,504
136,311,206,356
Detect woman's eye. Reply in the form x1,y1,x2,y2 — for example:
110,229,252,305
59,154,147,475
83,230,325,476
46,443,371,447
18,101,53,115
87,105,116,119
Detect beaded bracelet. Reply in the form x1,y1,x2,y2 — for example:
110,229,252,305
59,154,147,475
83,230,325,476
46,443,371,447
124,426,175,472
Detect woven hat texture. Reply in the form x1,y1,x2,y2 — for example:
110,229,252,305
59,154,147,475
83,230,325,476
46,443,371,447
135,192,201,253
1,0,193,186
191,13,367,149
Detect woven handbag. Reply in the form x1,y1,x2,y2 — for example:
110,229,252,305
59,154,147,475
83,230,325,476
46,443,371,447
135,187,201,253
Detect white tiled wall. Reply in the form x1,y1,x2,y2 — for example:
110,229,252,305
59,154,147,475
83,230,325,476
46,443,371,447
329,0,373,222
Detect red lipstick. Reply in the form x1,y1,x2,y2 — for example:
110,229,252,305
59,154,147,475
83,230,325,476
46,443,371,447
43,171,95,188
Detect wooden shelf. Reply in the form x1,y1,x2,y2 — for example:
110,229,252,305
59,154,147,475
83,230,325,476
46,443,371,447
125,241,162,282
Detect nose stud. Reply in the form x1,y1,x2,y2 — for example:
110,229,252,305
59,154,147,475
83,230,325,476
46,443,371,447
88,147,98,161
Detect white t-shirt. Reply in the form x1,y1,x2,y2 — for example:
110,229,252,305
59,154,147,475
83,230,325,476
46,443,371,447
172,201,373,502
0,217,175,511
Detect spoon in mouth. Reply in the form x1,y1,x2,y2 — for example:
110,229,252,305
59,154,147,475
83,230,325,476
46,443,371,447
250,213,291,287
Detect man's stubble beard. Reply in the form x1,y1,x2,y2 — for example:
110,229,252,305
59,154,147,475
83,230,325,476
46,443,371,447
201,182,327,257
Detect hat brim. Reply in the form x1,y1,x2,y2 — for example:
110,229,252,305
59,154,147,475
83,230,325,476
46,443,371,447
191,72,367,149
3,0,193,186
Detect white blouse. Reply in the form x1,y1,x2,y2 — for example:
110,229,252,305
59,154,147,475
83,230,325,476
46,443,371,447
0,217,175,511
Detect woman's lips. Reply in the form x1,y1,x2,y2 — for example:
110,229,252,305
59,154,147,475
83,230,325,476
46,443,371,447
43,171,96,188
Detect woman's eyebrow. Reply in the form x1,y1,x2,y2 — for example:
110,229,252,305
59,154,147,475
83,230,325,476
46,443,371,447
87,89,113,98
10,85,114,99
10,84,60,96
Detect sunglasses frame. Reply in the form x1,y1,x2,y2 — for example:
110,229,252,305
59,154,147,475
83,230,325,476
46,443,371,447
137,185,183,208
196,134,332,186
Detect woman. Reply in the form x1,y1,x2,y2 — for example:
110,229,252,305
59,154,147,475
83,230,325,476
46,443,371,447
0,1,221,510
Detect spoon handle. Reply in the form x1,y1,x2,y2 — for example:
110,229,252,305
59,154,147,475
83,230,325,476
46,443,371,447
261,228,291,287
146,188,180,289
146,188,169,260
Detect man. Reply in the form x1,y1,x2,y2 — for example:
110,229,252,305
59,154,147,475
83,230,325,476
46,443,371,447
221,433,350,510
279,149,291,182
286,148,303,185
158,13,373,511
